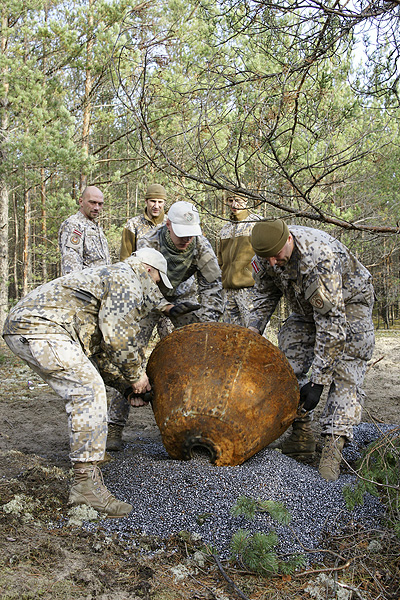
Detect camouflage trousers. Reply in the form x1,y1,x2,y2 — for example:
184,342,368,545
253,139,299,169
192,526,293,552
223,288,269,340
278,312,375,439
3,334,107,463
223,288,253,327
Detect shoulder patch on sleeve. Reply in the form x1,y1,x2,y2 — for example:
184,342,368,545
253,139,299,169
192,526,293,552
305,280,333,315
65,227,83,249
69,234,81,246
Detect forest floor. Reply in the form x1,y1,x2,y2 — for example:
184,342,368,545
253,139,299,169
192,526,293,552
0,331,399,600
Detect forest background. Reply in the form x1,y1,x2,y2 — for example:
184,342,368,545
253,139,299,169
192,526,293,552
1,0,400,332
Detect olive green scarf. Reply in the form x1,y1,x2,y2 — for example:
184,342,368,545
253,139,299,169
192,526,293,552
160,226,195,290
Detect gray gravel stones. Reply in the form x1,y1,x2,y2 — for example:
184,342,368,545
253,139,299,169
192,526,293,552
97,423,395,559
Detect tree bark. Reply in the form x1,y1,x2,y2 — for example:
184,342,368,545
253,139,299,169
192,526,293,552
0,11,9,330
22,182,31,298
80,0,94,191
0,179,8,330
41,168,47,281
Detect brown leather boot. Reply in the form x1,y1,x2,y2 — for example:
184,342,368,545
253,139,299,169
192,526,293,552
281,419,316,460
319,436,346,481
68,462,132,518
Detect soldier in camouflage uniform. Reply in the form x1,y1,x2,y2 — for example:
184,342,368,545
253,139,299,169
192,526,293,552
108,185,170,452
137,200,223,330
2,249,198,517
248,219,375,481
119,183,172,342
58,186,111,275
217,191,260,326
58,185,125,453
107,201,223,450
120,183,168,260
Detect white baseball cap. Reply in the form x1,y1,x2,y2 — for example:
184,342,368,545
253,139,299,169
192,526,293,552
134,248,173,288
167,201,202,237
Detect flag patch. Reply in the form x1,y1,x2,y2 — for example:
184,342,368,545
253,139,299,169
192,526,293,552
251,258,260,274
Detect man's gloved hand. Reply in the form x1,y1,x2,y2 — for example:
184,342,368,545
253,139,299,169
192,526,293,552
169,302,201,318
299,382,324,412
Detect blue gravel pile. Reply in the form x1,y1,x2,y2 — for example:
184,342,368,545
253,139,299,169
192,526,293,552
98,423,396,559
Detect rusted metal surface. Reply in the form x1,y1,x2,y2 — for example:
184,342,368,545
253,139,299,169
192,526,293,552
147,322,299,466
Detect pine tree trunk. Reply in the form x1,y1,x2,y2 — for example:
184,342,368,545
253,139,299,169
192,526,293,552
0,179,8,330
41,168,47,281
22,184,31,297
0,12,9,330
12,191,18,298
80,0,94,191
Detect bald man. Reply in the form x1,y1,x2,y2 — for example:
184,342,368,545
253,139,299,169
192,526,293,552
58,186,111,275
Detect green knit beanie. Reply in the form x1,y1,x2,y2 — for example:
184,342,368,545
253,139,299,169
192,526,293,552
145,183,167,200
251,219,289,257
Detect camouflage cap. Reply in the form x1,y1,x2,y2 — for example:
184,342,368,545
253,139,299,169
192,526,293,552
222,189,238,201
145,184,167,201
222,189,247,205
251,219,289,257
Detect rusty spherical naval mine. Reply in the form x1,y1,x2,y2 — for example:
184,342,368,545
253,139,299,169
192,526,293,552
146,322,299,466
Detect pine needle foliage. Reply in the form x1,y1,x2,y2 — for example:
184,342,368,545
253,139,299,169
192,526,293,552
343,427,400,536
229,496,305,575
231,495,291,524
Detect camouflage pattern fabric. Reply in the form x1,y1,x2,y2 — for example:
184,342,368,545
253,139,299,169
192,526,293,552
3,256,170,382
107,226,223,428
223,287,256,327
58,209,118,433
2,257,170,462
218,210,260,326
137,225,223,323
278,313,374,439
120,210,172,340
58,211,111,275
249,226,375,439
223,287,270,340
120,210,167,261
107,388,131,427
3,334,108,462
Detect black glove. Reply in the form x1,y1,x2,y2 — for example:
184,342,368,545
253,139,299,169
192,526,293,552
300,382,324,412
169,302,201,318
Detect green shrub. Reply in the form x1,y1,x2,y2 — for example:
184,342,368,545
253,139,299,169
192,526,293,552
229,496,305,575
343,427,400,536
